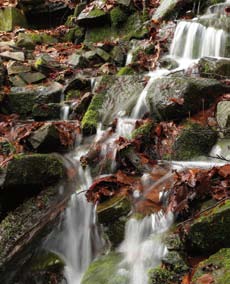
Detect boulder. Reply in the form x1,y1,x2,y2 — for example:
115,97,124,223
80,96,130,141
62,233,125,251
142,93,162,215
192,248,230,284
6,82,63,116
7,61,31,76
3,154,65,190
182,199,230,255
97,195,131,247
81,75,145,135
27,123,70,153
32,103,62,121
34,54,61,75
0,184,71,284
199,57,230,79
0,7,27,32
77,8,109,26
172,123,217,160
216,101,230,136
146,76,227,121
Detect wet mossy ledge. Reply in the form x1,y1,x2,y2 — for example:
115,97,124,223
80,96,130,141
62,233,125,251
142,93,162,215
0,182,71,284
0,154,67,215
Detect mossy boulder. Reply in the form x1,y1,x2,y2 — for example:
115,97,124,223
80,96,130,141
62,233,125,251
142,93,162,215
81,252,126,284
192,248,230,284
5,82,63,117
81,75,145,135
110,7,127,27
84,12,148,43
172,123,217,160
182,199,230,255
117,66,135,75
148,266,175,284
0,7,27,32
1,154,66,213
97,195,131,247
77,8,109,26
199,57,230,79
216,101,230,136
34,53,60,75
146,76,227,121
0,185,70,284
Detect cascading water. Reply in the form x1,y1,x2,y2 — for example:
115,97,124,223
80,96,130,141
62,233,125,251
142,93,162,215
52,1,230,284
118,211,174,284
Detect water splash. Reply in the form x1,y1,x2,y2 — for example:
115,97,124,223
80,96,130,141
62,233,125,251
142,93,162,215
118,211,174,284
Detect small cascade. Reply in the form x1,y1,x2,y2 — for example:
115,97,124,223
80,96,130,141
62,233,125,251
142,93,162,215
61,104,70,120
131,69,169,119
170,21,227,59
50,151,104,284
118,211,174,284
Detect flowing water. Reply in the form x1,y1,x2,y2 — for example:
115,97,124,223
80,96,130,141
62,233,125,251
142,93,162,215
51,2,230,284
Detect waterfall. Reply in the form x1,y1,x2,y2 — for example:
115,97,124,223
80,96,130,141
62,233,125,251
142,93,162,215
170,21,227,59
51,1,230,283
118,211,174,284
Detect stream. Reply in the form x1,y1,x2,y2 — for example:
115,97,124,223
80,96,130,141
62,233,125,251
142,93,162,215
48,1,230,283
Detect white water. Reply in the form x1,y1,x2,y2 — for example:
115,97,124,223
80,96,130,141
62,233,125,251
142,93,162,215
170,21,227,59
61,104,70,120
52,1,230,284
118,211,173,284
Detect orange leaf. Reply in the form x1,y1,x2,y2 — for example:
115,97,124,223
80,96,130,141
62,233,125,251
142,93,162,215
182,274,190,284
197,274,214,284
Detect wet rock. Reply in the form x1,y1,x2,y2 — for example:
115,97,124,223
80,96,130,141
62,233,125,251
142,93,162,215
199,57,230,79
6,82,63,116
97,195,131,247
192,248,230,284
82,75,145,135
72,92,93,119
0,183,71,284
0,7,27,32
162,251,189,274
159,57,179,70
27,123,70,153
64,76,91,95
3,154,65,190
182,199,230,255
148,266,175,284
19,72,46,84
172,123,217,160
81,252,125,284
216,101,230,136
146,76,227,121
0,51,25,61
16,33,36,50
32,103,62,121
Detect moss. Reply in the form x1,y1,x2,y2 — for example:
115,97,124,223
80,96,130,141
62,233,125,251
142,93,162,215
31,251,64,271
66,90,81,100
97,195,131,247
85,25,116,43
117,66,135,75
89,8,106,17
192,248,230,284
81,252,124,284
62,26,84,43
148,266,175,284
184,200,230,255
29,33,58,45
131,121,154,139
110,7,127,27
81,92,105,135
172,123,217,160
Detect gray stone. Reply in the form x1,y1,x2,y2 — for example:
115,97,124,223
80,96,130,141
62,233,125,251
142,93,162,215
216,101,230,134
27,123,69,153
32,103,62,121
6,82,63,116
68,53,88,67
0,51,25,61
7,61,31,75
77,8,109,26
19,72,46,84
199,57,230,79
81,75,146,135
146,76,227,121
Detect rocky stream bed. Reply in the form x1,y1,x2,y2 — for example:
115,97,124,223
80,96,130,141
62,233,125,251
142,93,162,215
1,0,230,283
